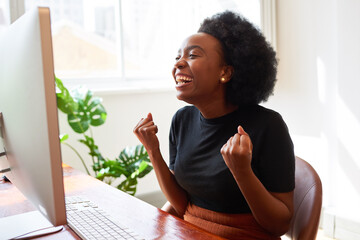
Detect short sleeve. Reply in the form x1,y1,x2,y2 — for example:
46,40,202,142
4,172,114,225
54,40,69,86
257,113,295,192
169,113,177,171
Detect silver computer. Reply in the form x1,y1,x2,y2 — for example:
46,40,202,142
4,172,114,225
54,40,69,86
0,6,66,239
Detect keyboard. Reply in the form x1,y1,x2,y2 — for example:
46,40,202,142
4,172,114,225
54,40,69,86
66,196,144,240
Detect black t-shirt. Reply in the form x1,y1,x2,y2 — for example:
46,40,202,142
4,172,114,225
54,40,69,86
169,105,295,214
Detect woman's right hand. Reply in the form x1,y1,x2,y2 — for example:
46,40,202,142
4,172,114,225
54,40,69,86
133,113,159,153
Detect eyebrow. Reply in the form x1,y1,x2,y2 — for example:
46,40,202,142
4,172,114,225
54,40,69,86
177,45,206,55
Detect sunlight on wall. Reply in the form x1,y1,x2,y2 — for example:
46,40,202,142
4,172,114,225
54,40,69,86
316,57,327,104
336,97,360,169
334,96,360,220
292,133,331,207
292,135,325,169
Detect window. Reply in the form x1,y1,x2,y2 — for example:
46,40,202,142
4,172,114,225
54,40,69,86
0,1,10,34
7,0,269,89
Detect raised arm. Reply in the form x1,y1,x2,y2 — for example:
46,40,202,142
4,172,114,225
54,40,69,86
221,126,294,236
133,113,188,216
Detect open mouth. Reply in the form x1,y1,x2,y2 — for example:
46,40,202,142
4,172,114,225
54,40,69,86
176,75,193,85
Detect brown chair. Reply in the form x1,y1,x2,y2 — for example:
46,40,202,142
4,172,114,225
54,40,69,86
285,156,323,240
162,156,323,240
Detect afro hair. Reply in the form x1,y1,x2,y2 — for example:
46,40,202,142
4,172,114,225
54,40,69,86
198,11,278,105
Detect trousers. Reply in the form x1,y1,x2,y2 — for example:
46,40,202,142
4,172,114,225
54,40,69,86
183,203,281,240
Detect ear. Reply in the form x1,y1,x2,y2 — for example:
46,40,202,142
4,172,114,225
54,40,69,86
219,65,234,83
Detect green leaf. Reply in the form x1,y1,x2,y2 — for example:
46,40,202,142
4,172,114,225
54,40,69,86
117,177,138,196
55,79,107,134
90,103,107,126
66,88,107,133
68,112,90,133
55,77,78,114
79,135,104,162
59,133,69,143
95,162,125,180
94,144,152,195
83,90,93,106
137,161,153,178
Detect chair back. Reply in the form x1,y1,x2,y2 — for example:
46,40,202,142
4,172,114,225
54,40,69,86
285,156,323,240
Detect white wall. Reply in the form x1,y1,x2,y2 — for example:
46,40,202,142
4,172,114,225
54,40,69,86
265,0,360,237
265,0,338,207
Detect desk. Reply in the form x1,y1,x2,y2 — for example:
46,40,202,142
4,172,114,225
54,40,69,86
0,165,225,239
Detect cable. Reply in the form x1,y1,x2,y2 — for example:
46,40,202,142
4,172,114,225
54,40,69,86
10,226,64,240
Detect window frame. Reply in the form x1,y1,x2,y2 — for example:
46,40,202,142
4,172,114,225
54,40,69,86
8,0,277,92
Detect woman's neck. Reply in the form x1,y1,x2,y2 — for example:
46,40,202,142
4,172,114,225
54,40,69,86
195,99,238,119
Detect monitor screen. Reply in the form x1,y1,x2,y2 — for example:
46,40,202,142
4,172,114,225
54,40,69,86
0,6,66,229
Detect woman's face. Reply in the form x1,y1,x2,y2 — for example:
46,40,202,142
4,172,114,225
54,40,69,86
172,32,227,105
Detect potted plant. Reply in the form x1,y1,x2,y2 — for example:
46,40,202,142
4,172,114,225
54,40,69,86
55,77,152,196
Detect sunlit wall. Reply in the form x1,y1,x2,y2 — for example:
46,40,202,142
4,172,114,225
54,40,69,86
264,0,360,230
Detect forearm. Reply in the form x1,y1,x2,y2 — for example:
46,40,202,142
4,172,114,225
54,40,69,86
233,169,293,235
147,148,188,216
221,127,293,235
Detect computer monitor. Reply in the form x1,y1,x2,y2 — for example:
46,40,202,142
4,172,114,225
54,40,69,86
0,6,66,237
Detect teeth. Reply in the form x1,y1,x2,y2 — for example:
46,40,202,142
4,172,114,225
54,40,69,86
177,82,188,85
176,75,193,84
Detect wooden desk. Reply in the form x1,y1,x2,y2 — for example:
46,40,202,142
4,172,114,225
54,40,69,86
0,165,224,239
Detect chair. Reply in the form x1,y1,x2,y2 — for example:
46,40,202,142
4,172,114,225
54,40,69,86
162,156,323,240
285,156,323,240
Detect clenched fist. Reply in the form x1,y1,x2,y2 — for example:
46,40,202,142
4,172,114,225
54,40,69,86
133,113,159,153
221,126,253,174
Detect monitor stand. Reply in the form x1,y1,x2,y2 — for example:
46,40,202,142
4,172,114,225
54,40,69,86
0,211,63,239
0,112,5,158
0,112,10,176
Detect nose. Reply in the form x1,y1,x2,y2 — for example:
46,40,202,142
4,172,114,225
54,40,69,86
174,58,187,69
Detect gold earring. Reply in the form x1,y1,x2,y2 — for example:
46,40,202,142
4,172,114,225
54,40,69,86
221,77,226,82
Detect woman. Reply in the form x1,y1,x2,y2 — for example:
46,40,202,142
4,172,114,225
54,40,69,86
134,11,295,240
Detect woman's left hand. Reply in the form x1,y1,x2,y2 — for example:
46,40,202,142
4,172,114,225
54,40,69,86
221,126,253,173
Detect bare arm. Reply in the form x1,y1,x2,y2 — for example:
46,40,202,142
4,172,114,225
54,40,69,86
221,126,293,236
133,113,188,216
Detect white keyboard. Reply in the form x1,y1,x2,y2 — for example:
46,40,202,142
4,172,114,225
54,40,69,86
66,196,144,240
